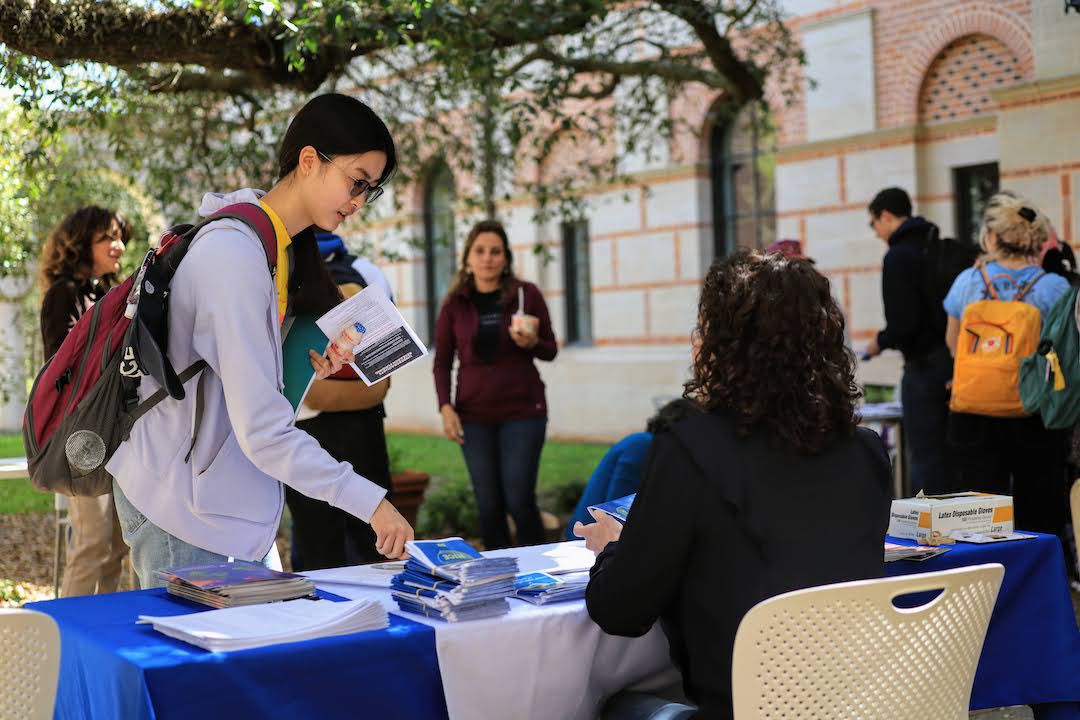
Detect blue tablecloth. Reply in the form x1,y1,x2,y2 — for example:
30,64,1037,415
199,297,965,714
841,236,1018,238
886,533,1080,718
27,589,449,720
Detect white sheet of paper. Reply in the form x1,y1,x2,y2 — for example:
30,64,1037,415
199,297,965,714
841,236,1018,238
301,561,405,589
482,540,596,576
315,284,428,386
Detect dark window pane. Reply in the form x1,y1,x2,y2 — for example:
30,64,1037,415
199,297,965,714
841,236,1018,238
711,102,777,257
953,163,999,246
561,220,592,343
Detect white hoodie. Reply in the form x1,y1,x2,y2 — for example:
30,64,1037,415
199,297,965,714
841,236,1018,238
107,189,386,560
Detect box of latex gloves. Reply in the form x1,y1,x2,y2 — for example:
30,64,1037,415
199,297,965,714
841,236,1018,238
888,492,1014,542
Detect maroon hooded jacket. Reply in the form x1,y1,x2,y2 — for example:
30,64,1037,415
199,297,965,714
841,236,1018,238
433,279,557,424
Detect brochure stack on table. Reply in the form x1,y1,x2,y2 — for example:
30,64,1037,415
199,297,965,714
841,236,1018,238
392,538,518,622
513,571,590,605
157,561,316,608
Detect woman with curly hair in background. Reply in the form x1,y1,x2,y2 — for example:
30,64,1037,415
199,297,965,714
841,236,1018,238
38,205,132,596
576,251,893,720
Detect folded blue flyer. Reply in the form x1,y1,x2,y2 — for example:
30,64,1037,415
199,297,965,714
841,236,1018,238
405,538,518,585
587,493,636,524
514,571,589,605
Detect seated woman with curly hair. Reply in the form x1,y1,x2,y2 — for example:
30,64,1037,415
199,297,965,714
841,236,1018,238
576,251,892,720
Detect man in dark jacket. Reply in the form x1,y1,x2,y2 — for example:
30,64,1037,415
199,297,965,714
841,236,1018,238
864,187,953,494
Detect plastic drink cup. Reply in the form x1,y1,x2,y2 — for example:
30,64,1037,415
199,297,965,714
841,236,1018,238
511,313,539,335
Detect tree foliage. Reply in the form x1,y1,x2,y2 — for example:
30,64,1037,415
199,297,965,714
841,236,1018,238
0,0,804,265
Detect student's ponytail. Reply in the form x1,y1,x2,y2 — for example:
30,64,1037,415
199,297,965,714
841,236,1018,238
290,227,342,316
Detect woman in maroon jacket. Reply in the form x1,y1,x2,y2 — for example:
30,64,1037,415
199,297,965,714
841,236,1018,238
434,220,557,549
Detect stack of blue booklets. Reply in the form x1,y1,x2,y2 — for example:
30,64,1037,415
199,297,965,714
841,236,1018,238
513,571,590,605
392,538,518,622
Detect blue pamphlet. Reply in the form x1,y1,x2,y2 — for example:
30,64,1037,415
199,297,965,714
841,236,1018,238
513,571,589,605
587,493,636,524
408,537,484,568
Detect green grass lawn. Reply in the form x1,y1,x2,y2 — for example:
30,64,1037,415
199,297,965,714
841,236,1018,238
0,434,52,514
387,432,608,490
0,432,610,520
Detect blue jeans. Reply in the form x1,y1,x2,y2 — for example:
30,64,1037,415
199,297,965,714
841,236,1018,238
112,480,281,588
900,347,954,495
601,691,697,720
460,416,547,549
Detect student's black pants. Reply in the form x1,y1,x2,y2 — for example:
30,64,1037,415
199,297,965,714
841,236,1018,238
285,408,392,571
947,412,1070,565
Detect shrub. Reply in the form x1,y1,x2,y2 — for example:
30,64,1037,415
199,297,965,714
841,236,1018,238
416,475,479,539
538,474,587,518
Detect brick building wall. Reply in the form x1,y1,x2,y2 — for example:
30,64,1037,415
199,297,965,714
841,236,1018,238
336,0,1079,440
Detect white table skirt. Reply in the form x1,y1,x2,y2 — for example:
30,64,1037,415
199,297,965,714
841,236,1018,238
311,541,680,720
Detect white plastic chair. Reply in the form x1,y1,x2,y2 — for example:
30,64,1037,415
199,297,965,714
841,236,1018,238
731,563,1004,720
0,608,61,720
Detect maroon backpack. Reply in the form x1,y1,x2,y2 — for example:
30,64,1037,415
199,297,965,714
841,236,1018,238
23,203,276,496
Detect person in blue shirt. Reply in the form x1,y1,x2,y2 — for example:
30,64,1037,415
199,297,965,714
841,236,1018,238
564,399,702,539
943,192,1070,549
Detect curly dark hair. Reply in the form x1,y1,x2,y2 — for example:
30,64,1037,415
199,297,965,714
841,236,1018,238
38,205,130,293
684,250,860,454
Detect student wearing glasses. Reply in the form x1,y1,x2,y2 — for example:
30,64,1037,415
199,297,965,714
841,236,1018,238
39,205,132,596
107,94,414,587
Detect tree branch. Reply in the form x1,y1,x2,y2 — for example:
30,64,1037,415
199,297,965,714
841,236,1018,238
0,0,278,74
656,0,764,104
130,67,261,96
0,0,603,92
564,73,620,99
532,43,728,88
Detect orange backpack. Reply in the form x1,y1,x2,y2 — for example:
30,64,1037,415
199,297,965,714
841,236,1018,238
950,264,1046,417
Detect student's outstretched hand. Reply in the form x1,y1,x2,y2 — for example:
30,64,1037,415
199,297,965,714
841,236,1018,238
573,508,623,555
370,498,414,560
310,348,354,381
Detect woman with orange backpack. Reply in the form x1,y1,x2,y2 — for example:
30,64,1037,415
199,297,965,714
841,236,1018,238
943,193,1070,543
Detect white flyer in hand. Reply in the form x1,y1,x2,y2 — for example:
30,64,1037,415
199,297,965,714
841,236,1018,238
316,284,428,386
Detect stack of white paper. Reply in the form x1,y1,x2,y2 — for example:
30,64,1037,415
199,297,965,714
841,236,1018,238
301,561,405,589
139,597,388,652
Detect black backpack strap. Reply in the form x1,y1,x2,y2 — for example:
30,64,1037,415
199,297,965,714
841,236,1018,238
129,361,207,422
184,370,209,464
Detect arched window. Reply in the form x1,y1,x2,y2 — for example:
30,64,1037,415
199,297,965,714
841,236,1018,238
424,162,456,342
710,102,777,258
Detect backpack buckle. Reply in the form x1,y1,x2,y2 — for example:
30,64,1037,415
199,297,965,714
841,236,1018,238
54,368,72,393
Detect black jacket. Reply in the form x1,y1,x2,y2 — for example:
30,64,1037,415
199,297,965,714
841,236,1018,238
40,279,105,359
586,411,892,719
876,216,948,361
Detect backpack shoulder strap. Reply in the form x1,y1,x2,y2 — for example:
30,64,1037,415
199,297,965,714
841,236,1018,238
977,262,998,300
209,202,278,275
1015,270,1048,303
160,202,278,280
